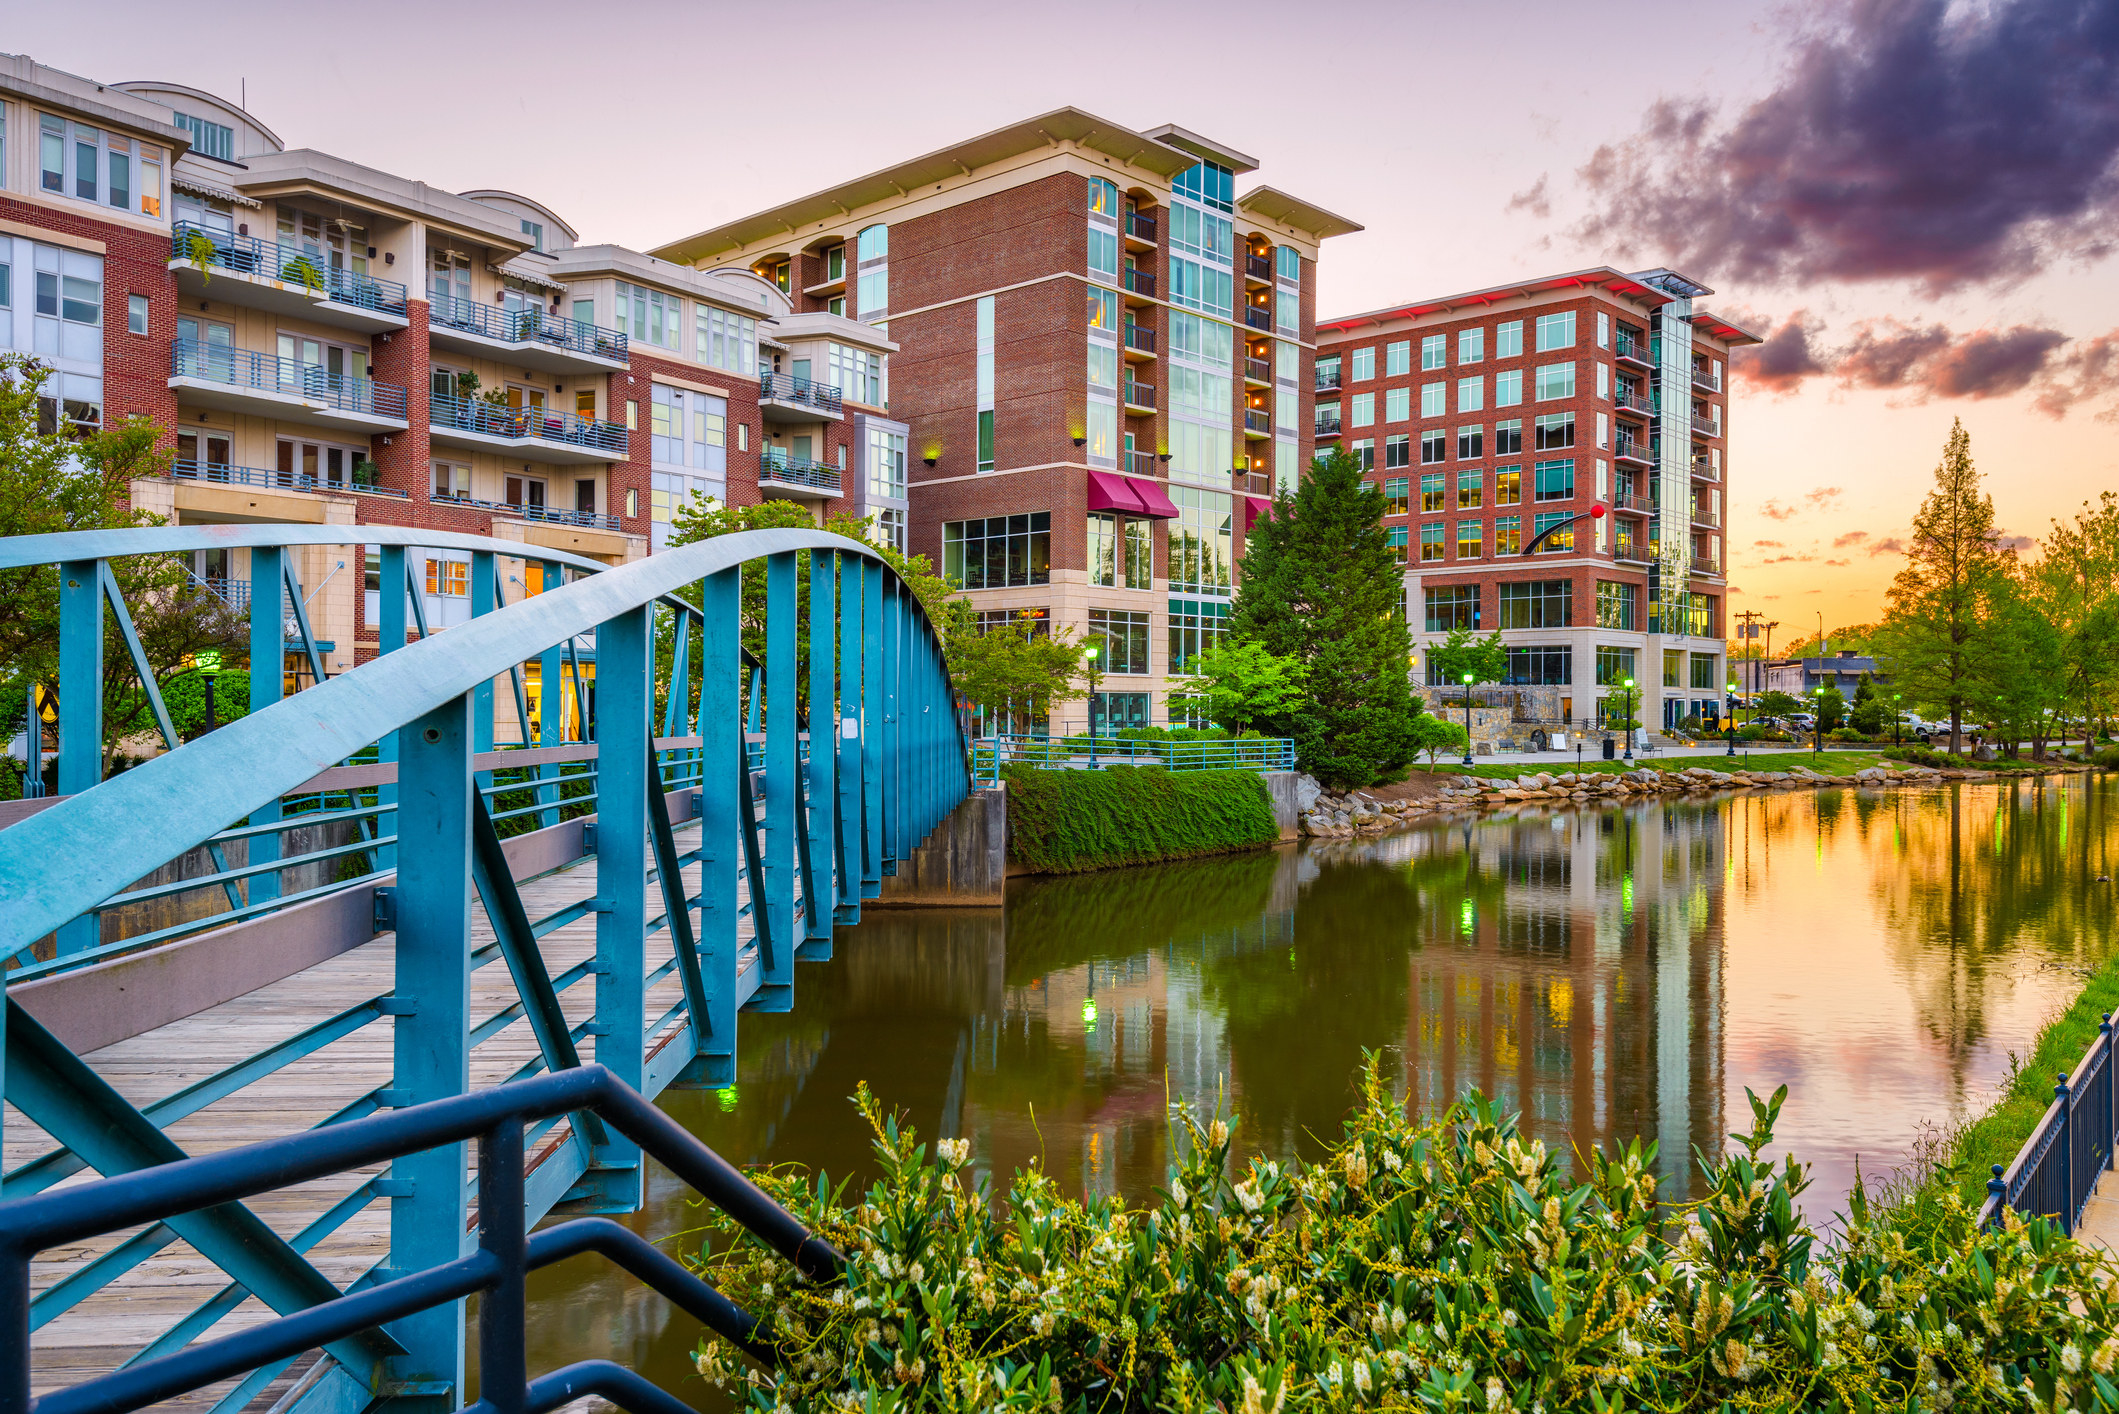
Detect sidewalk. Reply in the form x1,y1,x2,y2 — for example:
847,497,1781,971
1433,741,1868,768
2079,1187,2119,1256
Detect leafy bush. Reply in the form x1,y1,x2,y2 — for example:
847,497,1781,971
159,670,251,741
2097,745,2119,770
693,1064,2119,1414
1001,764,1279,874
1829,727,1870,742
1882,745,1954,769
1737,724,1772,742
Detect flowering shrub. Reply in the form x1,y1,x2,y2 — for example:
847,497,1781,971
691,1063,2119,1412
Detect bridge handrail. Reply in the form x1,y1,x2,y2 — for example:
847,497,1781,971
0,528,963,959
0,523,616,576
1980,1012,2118,1234
0,1064,837,1414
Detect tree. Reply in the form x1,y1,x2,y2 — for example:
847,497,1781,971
1407,714,1468,770
0,355,244,794
2033,490,2119,747
1168,639,1306,735
1973,558,2068,759
1873,421,2003,755
1231,449,1419,788
1848,674,1887,736
952,611,1084,735
1814,683,1846,733
1423,627,1508,693
1754,689,1804,723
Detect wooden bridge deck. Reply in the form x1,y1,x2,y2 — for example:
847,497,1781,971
6,817,734,1407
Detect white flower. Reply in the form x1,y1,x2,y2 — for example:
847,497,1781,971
2063,1344,2085,1374
909,1263,926,1285
1170,1175,1187,1207
936,1138,970,1166
1486,1376,1507,1410
1210,1119,1230,1147
1234,1179,1265,1213
1352,1362,1372,1395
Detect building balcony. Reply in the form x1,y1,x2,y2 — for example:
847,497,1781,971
427,294,628,374
1234,468,1270,496
1693,508,1721,528
1691,454,1718,481
1243,408,1271,438
1614,332,1652,367
1314,367,1342,393
1315,411,1342,438
1123,379,1155,413
1691,412,1721,437
1126,448,1157,478
1613,388,1654,417
1614,542,1652,565
172,458,409,500
1244,253,1273,286
1242,305,1271,332
431,491,623,531
758,372,845,423
1611,489,1655,514
429,391,626,464
168,222,409,334
1122,267,1156,304
1613,437,1654,466
1692,556,1721,575
1124,211,1157,248
1244,356,1271,386
759,450,843,499
1691,366,1722,393
1123,323,1157,358
169,340,409,433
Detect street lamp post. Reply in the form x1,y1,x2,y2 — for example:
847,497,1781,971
1726,679,1739,757
1084,644,1102,768
1461,672,1475,768
1621,677,1636,761
196,649,223,735
1893,693,1902,749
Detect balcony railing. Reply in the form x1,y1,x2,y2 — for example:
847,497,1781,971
1691,412,1721,437
1614,541,1650,564
757,372,845,415
759,451,844,495
1123,267,1157,299
430,391,627,455
172,458,408,498
1691,365,1722,392
1615,332,1651,364
1123,380,1156,410
1315,411,1342,437
1613,388,1654,415
1315,366,1342,392
1244,408,1270,434
1613,437,1653,463
1243,306,1271,331
1126,211,1157,243
1124,322,1157,354
1126,449,1157,478
1692,556,1721,574
170,340,409,421
169,221,409,317
1245,356,1271,383
1245,253,1273,282
431,491,623,530
428,294,628,363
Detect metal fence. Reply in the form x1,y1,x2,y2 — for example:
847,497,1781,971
427,293,629,363
430,391,627,455
171,341,409,422
1982,1013,2118,1234
169,222,410,317
970,732,1295,783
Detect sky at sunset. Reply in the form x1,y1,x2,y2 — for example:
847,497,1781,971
19,0,2118,631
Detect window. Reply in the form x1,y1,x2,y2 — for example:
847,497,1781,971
1533,412,1575,450
1169,486,1233,595
1087,176,1118,216
1495,515,1522,554
1420,523,1445,562
943,512,1050,589
1350,391,1374,427
1596,362,1610,398
1351,438,1374,470
1456,469,1482,509
1496,320,1523,359
615,280,679,350
1456,521,1482,559
1384,434,1410,470
1494,419,1522,455
425,557,470,598
695,305,758,375
1691,652,1718,690
127,293,148,335
1596,645,1637,687
1504,646,1572,686
1086,285,1118,330
1088,225,1118,281
1595,411,1609,449
1535,311,1576,351
35,369,102,438
1386,525,1408,563
1686,592,1717,637
1314,352,1339,388
855,224,888,321
875,506,906,553
1494,369,1523,407
1169,597,1230,674
827,342,884,405
1424,585,1479,631
172,111,234,161
1276,289,1299,332
1087,609,1150,674
1351,346,1375,381
1421,381,1445,417
1088,512,1120,587
867,426,907,500
1420,430,1447,464
1534,362,1575,401
431,461,470,498
978,295,997,472
39,116,157,213
1458,328,1484,364
1124,518,1151,589
650,384,727,478
1595,580,1635,630
1533,510,1575,551
1417,335,1444,371
1498,580,1572,629
1384,386,1410,422
1417,471,1445,513
1383,476,1410,515
1533,459,1575,501
1456,376,1483,412
1166,183,1234,315
521,219,544,251
1494,466,1522,505
1385,340,1410,376
1456,425,1483,460
1597,311,1610,348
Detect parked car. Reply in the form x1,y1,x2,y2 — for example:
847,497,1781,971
1787,713,1818,732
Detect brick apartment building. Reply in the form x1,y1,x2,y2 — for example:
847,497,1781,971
1,54,893,738
653,111,1359,732
1315,269,1758,734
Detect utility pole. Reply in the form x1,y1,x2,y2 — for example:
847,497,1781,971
1760,620,1779,694
1735,610,1764,694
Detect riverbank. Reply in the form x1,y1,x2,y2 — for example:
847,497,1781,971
1001,763,1280,873
1299,751,2100,837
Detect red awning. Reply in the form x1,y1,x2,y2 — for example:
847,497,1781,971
1085,469,1143,515
1242,495,1272,530
1130,477,1180,520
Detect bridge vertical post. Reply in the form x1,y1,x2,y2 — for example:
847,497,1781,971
386,691,475,1408
54,560,103,955
804,550,837,950
860,558,883,898
588,603,649,1208
536,561,564,829
758,552,797,1006
471,552,497,764
375,544,408,872
834,553,863,923
695,569,740,1083
247,546,285,906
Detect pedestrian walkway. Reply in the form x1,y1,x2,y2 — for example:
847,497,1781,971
2077,1186,2119,1255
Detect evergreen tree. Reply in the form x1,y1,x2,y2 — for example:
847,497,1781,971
1874,420,2002,755
1231,449,1418,787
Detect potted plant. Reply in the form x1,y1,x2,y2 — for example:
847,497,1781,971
183,227,218,285
279,254,324,293
351,457,379,488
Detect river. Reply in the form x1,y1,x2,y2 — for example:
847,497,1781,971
522,772,2119,1383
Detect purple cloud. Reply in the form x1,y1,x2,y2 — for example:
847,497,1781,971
1868,537,1906,556
1733,310,1828,392
1833,531,1869,547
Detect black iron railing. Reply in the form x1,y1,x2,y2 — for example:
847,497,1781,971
758,372,845,415
1985,1015,2119,1234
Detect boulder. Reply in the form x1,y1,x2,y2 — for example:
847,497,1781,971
1293,774,1323,813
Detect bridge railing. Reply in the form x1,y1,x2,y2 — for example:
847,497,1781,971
1981,1012,2118,1234
0,524,968,1413
970,732,1296,783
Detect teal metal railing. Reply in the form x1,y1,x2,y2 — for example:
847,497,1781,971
169,221,409,317
428,293,629,364
430,391,627,455
171,340,409,421
970,732,1295,783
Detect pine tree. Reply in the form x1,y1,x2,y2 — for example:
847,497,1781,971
1874,420,2002,754
1231,449,1418,787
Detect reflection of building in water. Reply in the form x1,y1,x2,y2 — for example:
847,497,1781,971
1393,807,1726,1191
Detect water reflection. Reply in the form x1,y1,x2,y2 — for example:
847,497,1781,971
525,775,2117,1384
